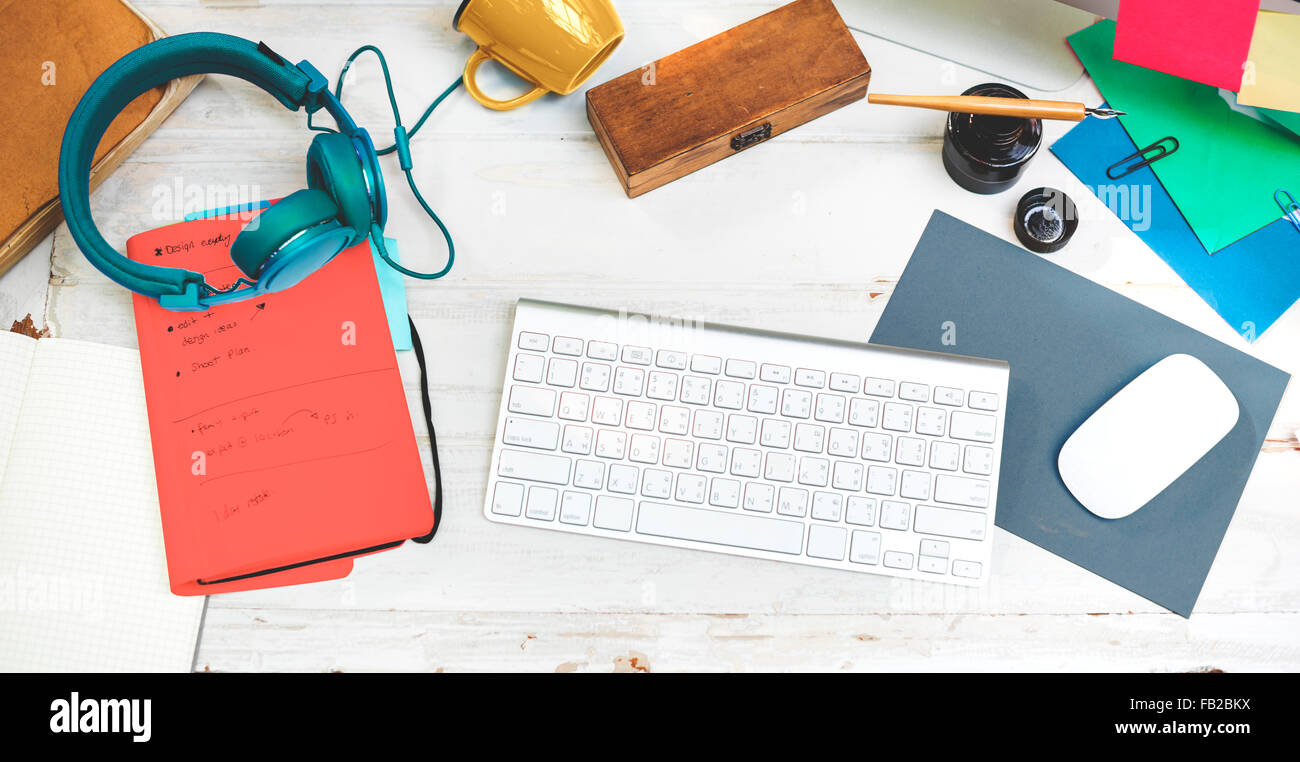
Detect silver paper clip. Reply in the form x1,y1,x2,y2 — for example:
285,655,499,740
1276,189,1300,234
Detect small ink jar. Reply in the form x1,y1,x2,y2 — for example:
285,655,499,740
942,82,1042,194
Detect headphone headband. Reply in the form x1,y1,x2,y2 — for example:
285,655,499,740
58,33,349,302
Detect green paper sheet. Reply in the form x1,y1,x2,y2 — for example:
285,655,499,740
1069,21,1300,252
1260,106,1300,140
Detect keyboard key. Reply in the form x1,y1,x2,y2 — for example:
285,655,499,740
949,411,996,443
781,389,812,418
591,396,622,425
726,414,758,444
827,427,858,457
725,359,756,379
934,474,990,508
713,380,745,409
807,525,847,561
579,362,610,392
513,353,545,383
680,376,712,405
849,530,881,564
696,444,728,473
692,410,724,440
760,419,792,448
573,459,604,489
546,358,578,387
895,436,926,466
866,465,897,495
883,550,913,569
880,500,910,530
503,417,560,450
656,405,690,435
552,336,583,356
864,377,894,397
776,487,808,517
846,496,876,526
899,382,929,402
743,482,775,513
645,371,679,401
934,387,964,406
920,539,950,558
636,501,804,555
498,449,570,485
831,460,863,491
793,423,825,453
914,504,987,540
675,474,708,503
764,452,796,482
730,448,762,478
760,364,791,383
848,398,880,427
691,355,722,374
797,456,829,487
624,400,656,430
968,391,999,411
525,486,558,520
518,331,548,351
918,555,946,574
559,491,592,525
710,478,741,508
613,367,645,396
656,350,688,369
607,464,639,493
811,492,843,521
963,446,994,476
900,470,931,501
952,560,983,579
594,496,634,531
491,481,524,516
628,433,660,464
641,469,673,499
794,368,826,388
929,440,960,471
814,394,845,423
747,384,779,415
594,429,626,459
661,439,694,468
861,432,892,462
586,341,617,361
622,346,652,365
915,407,946,436
557,392,590,422
882,402,913,432
830,373,860,392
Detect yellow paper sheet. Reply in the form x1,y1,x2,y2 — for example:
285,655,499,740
1238,11,1300,113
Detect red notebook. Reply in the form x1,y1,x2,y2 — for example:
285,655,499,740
127,210,433,595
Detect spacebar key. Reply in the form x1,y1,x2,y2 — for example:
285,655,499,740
636,501,804,555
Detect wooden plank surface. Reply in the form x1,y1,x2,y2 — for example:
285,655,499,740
3,0,1298,671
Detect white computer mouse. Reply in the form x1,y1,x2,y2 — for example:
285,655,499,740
1058,354,1239,520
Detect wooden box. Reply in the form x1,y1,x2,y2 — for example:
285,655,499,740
586,0,870,198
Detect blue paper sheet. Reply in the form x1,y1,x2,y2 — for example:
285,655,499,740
1050,111,1300,342
870,211,1291,617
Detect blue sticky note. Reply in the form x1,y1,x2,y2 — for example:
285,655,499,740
1050,111,1300,342
372,237,412,351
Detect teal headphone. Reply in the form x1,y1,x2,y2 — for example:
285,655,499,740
58,33,457,312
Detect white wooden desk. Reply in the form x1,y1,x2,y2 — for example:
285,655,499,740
4,0,1298,671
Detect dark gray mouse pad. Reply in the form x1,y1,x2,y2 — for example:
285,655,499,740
870,211,1291,616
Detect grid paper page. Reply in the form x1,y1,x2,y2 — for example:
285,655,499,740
0,332,37,490
0,338,204,672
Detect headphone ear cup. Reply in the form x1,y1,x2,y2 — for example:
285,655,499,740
306,133,376,246
231,188,345,279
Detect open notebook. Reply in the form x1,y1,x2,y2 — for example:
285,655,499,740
0,331,203,671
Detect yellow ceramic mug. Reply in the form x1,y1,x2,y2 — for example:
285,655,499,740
454,0,625,111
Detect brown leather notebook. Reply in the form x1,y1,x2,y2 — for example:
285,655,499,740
0,0,201,278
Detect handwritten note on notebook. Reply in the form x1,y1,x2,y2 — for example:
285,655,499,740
127,213,433,595
0,332,203,671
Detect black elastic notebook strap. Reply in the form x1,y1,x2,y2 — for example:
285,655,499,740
408,315,442,543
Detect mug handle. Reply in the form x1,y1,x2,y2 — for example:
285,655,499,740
463,48,548,111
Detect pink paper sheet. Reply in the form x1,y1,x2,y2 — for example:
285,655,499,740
1113,0,1261,90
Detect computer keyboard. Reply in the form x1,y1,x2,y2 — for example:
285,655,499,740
484,299,1010,586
